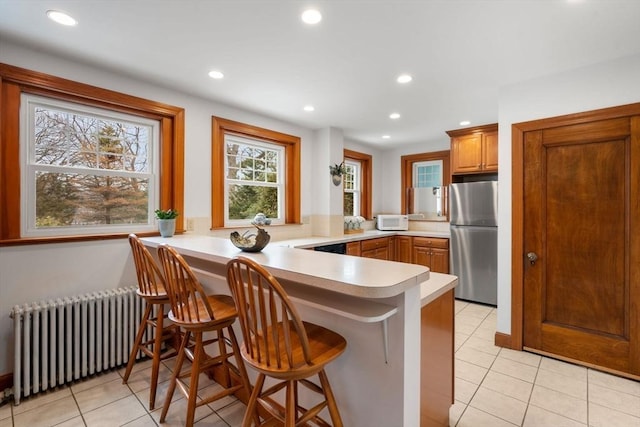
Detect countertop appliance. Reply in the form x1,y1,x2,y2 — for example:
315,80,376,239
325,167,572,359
376,214,409,231
449,181,498,305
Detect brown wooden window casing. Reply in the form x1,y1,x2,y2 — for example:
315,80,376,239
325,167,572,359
211,117,301,228
0,63,185,245
344,149,372,220
400,150,451,217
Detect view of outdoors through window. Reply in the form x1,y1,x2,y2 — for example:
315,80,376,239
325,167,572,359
343,161,359,216
226,135,283,222
26,97,155,231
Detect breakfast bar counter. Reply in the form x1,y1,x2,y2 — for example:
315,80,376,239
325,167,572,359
141,234,456,426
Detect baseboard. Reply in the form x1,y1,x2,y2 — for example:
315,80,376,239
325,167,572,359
0,373,13,393
494,332,512,349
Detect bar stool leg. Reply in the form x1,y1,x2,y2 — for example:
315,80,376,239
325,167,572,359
160,330,191,423
122,303,152,383
319,370,343,427
185,332,204,427
242,373,265,427
148,304,165,410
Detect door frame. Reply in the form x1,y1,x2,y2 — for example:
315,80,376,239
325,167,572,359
506,102,640,351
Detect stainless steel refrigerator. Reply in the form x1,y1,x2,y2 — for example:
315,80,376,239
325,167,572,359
449,181,498,305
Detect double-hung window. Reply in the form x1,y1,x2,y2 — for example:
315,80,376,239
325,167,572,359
225,134,284,225
20,95,159,237
343,160,361,216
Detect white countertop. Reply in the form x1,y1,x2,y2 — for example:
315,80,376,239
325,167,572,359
275,229,450,249
141,234,430,299
421,272,458,306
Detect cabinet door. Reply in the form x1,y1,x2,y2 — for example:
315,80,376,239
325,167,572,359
412,245,431,267
361,247,388,260
395,236,412,263
346,241,361,256
483,131,499,172
430,248,450,274
451,134,483,174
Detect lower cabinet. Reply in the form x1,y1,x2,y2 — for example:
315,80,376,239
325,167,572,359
346,241,361,256
395,235,412,263
360,237,392,260
412,237,449,274
421,289,455,426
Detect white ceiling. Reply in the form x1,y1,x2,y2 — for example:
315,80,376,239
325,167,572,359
1,0,640,148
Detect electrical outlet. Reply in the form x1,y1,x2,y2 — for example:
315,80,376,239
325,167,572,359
186,217,194,231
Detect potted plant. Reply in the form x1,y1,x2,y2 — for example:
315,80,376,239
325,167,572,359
329,162,346,186
155,209,179,237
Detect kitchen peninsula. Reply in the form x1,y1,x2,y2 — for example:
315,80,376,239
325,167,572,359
141,234,457,427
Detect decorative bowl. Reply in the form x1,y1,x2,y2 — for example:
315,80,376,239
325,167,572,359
230,226,271,252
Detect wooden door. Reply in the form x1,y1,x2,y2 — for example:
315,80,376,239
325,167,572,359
451,134,483,173
430,248,449,274
412,245,431,269
395,236,412,263
483,131,499,171
523,117,640,376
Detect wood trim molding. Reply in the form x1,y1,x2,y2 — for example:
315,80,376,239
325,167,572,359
211,116,301,229
494,332,512,349
344,149,373,220
510,102,640,352
400,150,450,215
0,63,185,246
446,123,498,138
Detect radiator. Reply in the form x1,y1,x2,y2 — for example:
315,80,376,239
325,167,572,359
10,286,147,405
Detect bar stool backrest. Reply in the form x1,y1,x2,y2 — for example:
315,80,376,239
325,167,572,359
226,256,313,369
157,244,216,324
128,234,166,297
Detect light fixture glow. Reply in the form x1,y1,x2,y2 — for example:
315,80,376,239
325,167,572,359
301,9,322,24
303,105,315,112
208,70,224,79
389,113,401,120
382,135,391,139
396,74,412,84
459,120,471,126
46,10,77,26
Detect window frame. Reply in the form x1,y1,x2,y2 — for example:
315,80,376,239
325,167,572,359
0,63,185,245
224,133,285,226
211,117,300,228
401,150,450,218
344,149,372,219
343,160,361,216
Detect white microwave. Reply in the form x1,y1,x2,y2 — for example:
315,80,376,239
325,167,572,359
376,214,409,231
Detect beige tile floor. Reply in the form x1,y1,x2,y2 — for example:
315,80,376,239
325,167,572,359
1,300,638,426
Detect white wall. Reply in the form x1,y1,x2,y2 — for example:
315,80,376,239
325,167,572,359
495,53,640,334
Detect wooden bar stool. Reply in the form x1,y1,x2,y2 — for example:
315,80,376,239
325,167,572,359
226,256,347,427
122,234,179,410
157,244,255,427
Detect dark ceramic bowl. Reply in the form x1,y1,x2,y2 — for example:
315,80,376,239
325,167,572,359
230,227,270,252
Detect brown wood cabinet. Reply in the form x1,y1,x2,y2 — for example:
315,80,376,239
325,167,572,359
421,289,455,426
360,237,392,260
447,123,498,174
346,241,361,256
395,236,412,263
412,237,449,274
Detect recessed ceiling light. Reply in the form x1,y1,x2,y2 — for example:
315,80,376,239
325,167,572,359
382,135,391,139
459,120,471,126
389,113,401,120
303,105,315,112
208,70,224,79
46,10,77,26
396,74,412,84
301,9,322,24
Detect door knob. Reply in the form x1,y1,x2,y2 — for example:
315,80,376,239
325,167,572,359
527,252,538,265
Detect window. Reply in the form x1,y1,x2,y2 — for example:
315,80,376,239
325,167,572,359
21,95,159,237
343,149,372,219
225,134,284,225
400,151,450,218
0,63,185,244
413,160,443,187
343,160,361,216
212,117,300,228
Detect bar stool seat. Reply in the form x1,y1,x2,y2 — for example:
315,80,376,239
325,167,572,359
122,234,179,410
226,256,347,427
157,244,255,427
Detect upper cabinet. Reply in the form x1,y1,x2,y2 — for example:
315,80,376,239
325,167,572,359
447,123,498,175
